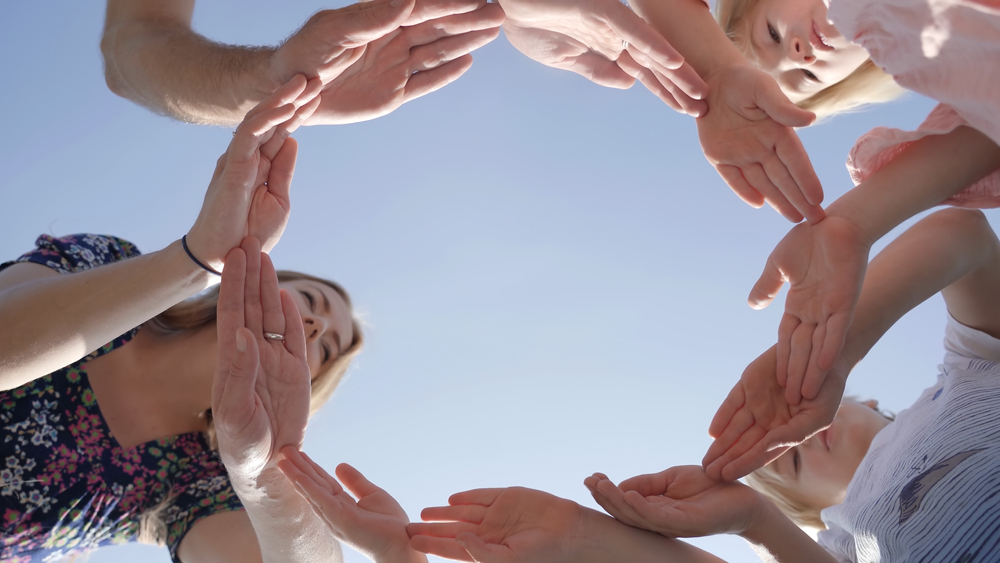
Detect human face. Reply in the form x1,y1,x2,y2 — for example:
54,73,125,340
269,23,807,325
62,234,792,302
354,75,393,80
769,400,891,509
747,0,869,102
279,279,354,380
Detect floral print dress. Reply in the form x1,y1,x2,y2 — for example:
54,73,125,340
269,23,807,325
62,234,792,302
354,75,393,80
0,234,244,563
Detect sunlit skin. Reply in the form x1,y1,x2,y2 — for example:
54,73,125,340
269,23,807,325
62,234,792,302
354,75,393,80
769,400,891,510
279,279,354,379
747,0,870,102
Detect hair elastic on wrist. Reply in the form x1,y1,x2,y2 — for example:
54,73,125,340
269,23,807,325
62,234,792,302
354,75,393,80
181,235,223,276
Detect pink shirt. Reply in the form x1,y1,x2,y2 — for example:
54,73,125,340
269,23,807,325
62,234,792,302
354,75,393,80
827,0,1000,205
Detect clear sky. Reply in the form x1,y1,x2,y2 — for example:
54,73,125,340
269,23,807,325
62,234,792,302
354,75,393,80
0,1,989,562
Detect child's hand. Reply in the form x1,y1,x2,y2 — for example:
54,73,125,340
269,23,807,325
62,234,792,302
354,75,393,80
749,215,872,405
277,447,426,563
584,467,762,538
408,487,583,563
701,345,847,481
697,64,823,223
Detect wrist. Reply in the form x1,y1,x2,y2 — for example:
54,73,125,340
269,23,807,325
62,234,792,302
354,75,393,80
737,493,783,545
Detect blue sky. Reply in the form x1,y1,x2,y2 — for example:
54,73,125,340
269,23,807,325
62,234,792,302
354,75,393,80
0,1,986,562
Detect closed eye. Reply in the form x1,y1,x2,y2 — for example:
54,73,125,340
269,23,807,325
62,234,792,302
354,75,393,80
802,68,820,82
321,342,331,365
768,22,780,44
300,290,316,311
793,449,800,475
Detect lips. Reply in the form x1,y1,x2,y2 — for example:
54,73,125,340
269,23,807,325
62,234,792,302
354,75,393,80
810,21,834,51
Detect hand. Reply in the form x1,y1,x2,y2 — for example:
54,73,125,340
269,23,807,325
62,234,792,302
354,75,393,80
497,0,707,116
277,448,426,563
749,215,871,404
700,345,847,481
697,64,823,223
407,487,584,562
212,237,312,479
269,0,505,125
584,466,762,538
187,75,321,270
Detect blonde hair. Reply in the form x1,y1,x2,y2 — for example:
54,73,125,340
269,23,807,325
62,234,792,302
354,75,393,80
713,0,904,118
745,464,827,530
136,270,363,546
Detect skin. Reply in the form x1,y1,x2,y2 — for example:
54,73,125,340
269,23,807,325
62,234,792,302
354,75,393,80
281,279,354,379
746,0,870,102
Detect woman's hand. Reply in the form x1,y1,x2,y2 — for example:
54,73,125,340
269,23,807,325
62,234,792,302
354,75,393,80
277,447,427,563
585,466,762,538
186,75,322,272
696,64,823,223
407,487,585,563
700,345,848,481
212,237,312,479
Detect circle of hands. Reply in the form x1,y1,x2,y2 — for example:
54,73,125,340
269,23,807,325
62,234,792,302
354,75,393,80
188,0,880,557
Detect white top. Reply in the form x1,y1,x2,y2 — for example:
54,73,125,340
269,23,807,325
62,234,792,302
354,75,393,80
817,314,1000,562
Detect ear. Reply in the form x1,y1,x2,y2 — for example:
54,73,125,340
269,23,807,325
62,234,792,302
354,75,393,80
862,399,879,410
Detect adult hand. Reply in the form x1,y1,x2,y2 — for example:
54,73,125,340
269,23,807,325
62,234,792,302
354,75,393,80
584,466,762,538
186,75,321,271
212,237,312,479
700,345,847,481
408,487,583,562
697,64,823,223
269,0,505,125
277,448,426,563
749,215,871,404
497,0,707,116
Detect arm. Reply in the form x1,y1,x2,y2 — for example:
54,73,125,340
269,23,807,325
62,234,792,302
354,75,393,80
750,125,1000,405
705,205,1000,480
585,467,836,563
0,77,319,390
101,0,504,126
408,486,726,562
629,0,823,223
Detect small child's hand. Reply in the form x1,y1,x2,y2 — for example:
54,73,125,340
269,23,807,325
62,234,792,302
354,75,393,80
696,64,824,223
584,467,762,538
749,215,872,404
701,345,847,481
277,447,425,563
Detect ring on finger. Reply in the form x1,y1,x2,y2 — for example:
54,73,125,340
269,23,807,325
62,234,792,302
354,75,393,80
264,332,285,341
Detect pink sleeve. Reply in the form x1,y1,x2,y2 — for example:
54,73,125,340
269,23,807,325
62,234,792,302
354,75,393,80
846,104,1000,209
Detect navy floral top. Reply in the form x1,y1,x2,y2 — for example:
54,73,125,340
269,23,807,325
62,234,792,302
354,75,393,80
0,234,244,563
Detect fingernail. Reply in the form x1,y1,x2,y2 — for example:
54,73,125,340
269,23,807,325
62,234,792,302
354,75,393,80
236,330,247,352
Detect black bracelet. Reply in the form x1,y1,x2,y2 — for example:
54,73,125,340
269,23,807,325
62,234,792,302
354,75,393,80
181,235,223,276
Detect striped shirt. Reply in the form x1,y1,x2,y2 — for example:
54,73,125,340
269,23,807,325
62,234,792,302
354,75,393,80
818,314,1000,562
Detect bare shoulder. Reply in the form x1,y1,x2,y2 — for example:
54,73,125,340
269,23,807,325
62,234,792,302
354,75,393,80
177,510,263,563
0,262,60,294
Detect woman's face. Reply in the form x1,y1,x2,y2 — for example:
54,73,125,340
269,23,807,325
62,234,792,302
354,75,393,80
769,400,891,509
279,279,354,380
747,0,870,102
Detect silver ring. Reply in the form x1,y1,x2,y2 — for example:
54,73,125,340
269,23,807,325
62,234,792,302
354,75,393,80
264,332,285,341
622,40,629,50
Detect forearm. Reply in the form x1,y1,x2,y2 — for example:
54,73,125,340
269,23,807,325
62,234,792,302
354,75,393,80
0,241,214,389
576,506,726,563
629,0,746,78
740,500,837,563
231,467,343,563
828,126,1000,246
101,13,276,125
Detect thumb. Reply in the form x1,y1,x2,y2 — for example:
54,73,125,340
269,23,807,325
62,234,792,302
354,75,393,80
339,0,416,46
456,532,509,563
755,80,816,128
748,255,786,310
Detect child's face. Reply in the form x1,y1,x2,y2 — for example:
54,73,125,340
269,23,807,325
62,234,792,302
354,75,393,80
746,0,870,101
769,400,891,510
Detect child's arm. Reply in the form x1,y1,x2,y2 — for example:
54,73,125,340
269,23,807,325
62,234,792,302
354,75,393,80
750,125,1000,405
585,467,837,563
408,486,726,562
629,0,823,224
705,206,1000,480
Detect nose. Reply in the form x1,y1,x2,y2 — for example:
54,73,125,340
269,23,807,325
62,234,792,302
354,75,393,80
302,315,329,343
789,35,816,64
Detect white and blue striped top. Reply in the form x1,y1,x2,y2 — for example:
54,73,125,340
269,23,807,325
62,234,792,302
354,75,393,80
818,314,1000,562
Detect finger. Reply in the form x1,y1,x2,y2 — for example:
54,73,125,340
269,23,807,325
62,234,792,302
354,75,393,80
594,479,646,527
258,80,320,161
404,0,492,26
256,136,298,236
409,534,477,562
716,164,765,209
565,52,636,90
801,321,828,401
628,48,708,107
622,491,683,534
748,254,787,310
403,54,475,101
721,441,790,481
647,65,708,117
421,504,487,524
754,80,816,128
785,322,815,405
597,1,688,75
817,310,852,373
320,0,417,47
774,134,825,216
408,27,500,73
447,489,502,507
618,472,668,496
408,521,478,537
702,407,755,471
243,74,308,123
335,462,385,500
241,238,264,336
743,163,804,223
214,246,247,406
260,252,285,338
458,532,513,563
761,154,815,224
707,424,766,481
776,313,800,387
402,2,505,46
295,449,344,495
230,105,300,164
617,52,683,113
280,288,308,362
707,381,747,439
